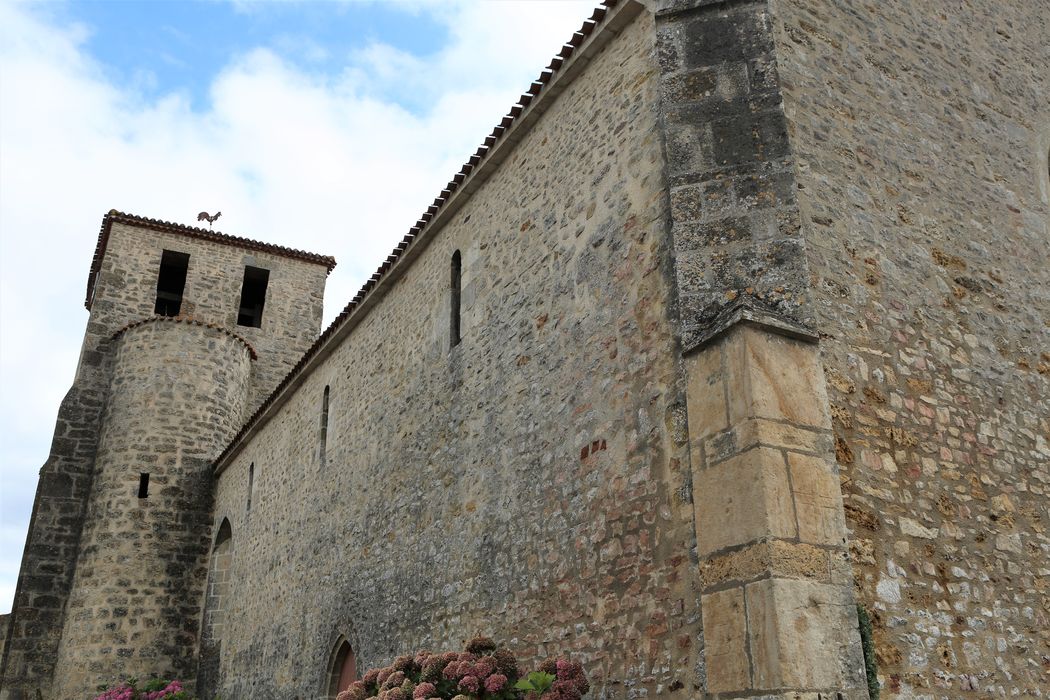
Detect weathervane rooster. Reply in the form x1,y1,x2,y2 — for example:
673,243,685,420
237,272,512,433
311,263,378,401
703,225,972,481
197,211,222,228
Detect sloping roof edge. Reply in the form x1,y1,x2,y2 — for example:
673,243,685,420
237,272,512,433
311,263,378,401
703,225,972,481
85,210,338,309
214,0,640,474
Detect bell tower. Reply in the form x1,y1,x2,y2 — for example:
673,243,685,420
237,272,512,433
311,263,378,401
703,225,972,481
0,211,334,700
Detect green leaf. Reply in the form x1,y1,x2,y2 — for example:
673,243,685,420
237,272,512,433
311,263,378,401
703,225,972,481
514,679,534,691
523,672,555,694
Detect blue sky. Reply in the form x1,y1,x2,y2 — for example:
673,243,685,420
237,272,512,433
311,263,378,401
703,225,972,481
0,0,596,613
40,1,449,111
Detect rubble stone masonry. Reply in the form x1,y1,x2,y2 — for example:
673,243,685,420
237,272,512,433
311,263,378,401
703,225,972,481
772,0,1050,696
211,8,704,699
0,220,329,699
51,320,253,698
3,1,1047,699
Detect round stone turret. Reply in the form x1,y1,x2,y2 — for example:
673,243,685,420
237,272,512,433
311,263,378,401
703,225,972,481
51,318,254,698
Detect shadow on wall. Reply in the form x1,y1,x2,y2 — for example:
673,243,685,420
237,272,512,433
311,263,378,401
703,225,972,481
197,519,233,698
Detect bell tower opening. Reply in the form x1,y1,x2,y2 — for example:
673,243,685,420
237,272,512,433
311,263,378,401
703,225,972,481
237,266,270,328
154,250,190,317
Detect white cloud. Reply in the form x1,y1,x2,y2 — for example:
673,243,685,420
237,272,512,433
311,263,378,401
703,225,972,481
0,0,596,613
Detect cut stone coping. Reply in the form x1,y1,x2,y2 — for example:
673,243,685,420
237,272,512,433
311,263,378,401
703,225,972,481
684,296,821,354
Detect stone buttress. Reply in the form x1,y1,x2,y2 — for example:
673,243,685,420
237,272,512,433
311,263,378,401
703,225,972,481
649,0,869,696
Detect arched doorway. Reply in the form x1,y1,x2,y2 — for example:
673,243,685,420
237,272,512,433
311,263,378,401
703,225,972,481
327,637,357,698
204,518,233,642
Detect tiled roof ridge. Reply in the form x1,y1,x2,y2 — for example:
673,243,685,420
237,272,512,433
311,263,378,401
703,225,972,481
214,0,624,470
85,210,338,309
112,315,259,360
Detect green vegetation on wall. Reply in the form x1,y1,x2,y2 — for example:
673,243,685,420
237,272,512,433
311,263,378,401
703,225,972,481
856,604,879,699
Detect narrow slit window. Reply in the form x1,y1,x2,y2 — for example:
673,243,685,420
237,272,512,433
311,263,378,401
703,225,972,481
237,266,270,328
247,462,254,513
137,473,150,499
450,251,462,348
320,385,330,468
155,250,190,317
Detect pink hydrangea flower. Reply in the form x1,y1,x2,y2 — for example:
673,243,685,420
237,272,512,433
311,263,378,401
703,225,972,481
484,674,508,693
474,657,496,678
413,682,437,699
383,671,406,690
444,660,471,681
458,675,480,694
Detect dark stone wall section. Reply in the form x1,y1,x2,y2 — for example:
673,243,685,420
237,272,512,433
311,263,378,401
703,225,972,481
653,0,813,350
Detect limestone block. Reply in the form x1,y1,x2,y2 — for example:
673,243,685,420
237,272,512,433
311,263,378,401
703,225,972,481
785,453,847,547
685,345,728,440
694,447,796,555
725,327,831,428
701,586,750,693
745,578,865,691
701,539,831,589
704,417,832,464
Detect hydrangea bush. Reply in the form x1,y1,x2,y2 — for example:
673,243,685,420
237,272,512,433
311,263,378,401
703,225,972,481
337,637,589,700
93,678,189,700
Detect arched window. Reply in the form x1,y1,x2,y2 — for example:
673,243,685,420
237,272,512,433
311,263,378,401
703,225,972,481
450,251,462,348
320,385,330,468
327,638,357,698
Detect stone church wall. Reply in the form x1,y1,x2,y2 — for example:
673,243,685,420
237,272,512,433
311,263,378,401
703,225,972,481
772,0,1050,695
4,1,1047,698
211,9,703,699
